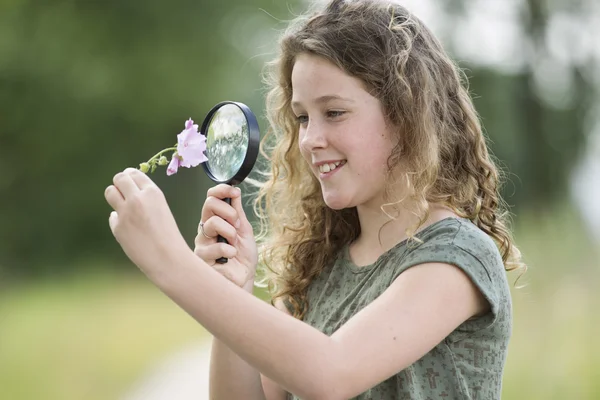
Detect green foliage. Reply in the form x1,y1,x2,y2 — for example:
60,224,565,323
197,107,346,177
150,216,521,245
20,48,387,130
0,0,593,274
0,0,298,273
467,69,587,208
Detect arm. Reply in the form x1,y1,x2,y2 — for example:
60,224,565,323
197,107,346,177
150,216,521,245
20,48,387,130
156,255,488,400
261,299,293,400
209,294,289,400
195,184,288,400
105,169,488,400
209,337,266,400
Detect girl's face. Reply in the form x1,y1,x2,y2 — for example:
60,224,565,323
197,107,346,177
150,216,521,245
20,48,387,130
291,53,396,210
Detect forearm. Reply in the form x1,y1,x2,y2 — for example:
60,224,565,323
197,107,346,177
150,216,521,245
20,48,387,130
209,337,266,400
209,277,267,400
152,252,342,400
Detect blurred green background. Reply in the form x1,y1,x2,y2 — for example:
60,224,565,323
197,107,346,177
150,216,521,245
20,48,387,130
1,0,598,399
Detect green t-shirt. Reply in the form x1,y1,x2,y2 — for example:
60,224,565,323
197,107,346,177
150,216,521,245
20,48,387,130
289,217,512,399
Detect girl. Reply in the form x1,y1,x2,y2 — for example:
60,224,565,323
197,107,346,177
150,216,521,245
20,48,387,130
104,0,524,398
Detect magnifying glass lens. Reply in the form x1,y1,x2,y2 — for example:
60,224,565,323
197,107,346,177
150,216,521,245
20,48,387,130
205,104,250,182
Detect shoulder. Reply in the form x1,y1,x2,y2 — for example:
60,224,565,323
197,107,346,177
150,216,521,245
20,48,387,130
418,217,496,247
403,217,504,274
391,218,509,322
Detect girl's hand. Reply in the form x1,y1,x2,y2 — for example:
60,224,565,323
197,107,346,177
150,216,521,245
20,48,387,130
104,168,191,277
194,184,258,292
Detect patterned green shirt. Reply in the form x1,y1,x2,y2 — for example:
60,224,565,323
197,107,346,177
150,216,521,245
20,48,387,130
289,217,512,399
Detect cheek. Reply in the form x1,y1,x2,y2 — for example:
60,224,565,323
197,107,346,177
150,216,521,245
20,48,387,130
297,132,309,158
366,149,390,176
299,142,310,164
356,135,392,172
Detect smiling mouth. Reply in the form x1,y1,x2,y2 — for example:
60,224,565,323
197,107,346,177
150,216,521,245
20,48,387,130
318,160,346,174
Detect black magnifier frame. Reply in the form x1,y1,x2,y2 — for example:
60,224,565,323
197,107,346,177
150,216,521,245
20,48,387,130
200,101,260,264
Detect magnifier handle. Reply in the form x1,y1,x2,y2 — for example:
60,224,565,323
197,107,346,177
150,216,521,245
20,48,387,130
215,197,232,264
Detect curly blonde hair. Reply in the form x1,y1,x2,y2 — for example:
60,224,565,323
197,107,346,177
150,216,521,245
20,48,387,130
252,0,525,319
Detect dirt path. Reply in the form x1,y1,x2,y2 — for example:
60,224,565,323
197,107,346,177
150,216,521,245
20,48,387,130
121,339,212,400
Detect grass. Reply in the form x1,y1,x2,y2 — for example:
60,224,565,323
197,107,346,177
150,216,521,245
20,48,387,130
505,279,600,399
502,206,600,399
0,205,598,399
0,271,210,400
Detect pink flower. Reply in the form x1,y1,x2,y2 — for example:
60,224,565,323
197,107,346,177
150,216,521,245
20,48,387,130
166,155,180,176
138,118,209,176
177,118,207,168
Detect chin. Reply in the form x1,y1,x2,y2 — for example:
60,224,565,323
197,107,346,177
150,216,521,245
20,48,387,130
322,193,354,210
325,202,347,211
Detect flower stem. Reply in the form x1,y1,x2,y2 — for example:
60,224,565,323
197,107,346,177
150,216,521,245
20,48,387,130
147,146,177,163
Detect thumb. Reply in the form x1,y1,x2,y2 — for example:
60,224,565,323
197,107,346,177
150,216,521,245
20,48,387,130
109,211,119,234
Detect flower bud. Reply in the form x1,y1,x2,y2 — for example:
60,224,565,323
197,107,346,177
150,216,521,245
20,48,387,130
139,162,150,173
158,156,168,166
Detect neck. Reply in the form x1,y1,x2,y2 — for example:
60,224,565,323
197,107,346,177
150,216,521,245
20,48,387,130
354,203,415,252
351,201,457,266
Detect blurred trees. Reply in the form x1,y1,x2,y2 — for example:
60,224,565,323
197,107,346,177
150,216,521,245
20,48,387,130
468,0,596,208
0,0,596,275
0,0,299,275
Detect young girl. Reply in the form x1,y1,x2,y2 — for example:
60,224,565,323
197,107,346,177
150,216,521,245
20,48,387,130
104,0,524,398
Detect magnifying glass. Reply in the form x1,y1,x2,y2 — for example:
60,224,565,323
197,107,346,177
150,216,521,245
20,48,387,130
200,101,260,264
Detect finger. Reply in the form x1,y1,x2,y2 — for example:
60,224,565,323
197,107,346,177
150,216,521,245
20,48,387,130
201,195,240,229
197,216,238,244
194,242,238,263
206,184,241,200
113,172,140,199
124,167,156,190
229,187,251,232
109,211,119,234
105,185,125,211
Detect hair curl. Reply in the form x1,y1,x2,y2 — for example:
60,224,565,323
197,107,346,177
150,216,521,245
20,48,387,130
252,0,525,320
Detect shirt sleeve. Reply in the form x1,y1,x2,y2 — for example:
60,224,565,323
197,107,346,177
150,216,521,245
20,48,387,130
390,224,505,338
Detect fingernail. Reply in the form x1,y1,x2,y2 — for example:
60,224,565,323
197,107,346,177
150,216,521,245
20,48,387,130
234,187,241,196
235,219,241,228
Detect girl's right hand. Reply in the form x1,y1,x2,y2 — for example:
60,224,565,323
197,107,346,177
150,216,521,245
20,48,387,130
194,184,258,293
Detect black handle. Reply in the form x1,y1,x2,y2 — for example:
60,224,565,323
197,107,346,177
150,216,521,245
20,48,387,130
215,197,232,264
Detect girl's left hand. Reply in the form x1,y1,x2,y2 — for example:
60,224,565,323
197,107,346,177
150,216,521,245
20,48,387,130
104,168,191,276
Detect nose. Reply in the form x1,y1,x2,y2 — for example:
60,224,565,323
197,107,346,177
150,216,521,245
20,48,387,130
299,120,327,152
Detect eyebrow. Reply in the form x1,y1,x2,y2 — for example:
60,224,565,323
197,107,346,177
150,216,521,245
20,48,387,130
291,95,355,109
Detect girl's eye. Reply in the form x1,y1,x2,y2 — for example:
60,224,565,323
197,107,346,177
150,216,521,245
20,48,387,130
296,115,309,124
327,110,345,118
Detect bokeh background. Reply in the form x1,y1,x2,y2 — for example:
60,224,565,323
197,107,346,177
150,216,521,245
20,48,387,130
1,0,599,399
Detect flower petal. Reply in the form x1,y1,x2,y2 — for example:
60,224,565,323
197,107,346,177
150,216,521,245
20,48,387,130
179,135,207,167
166,156,180,176
177,122,208,168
